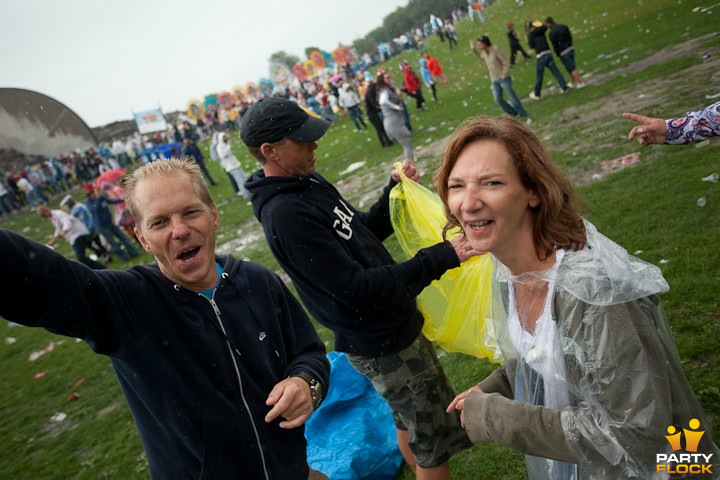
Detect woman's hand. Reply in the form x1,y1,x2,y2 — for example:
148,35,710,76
447,385,483,427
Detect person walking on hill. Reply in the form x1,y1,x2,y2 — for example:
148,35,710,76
470,35,528,118
401,61,426,111
545,17,584,88
182,137,217,186
85,183,139,261
377,70,415,160
419,56,438,101
526,20,569,99
507,21,531,66
338,82,368,132
216,133,251,198
365,78,394,148
425,53,448,84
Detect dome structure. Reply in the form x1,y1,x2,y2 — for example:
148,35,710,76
0,87,97,157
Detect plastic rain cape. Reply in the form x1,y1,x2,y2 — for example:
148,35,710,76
388,164,500,361
487,220,719,479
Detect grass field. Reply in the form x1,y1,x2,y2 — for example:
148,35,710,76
1,0,719,478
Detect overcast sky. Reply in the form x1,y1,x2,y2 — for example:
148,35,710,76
2,0,408,127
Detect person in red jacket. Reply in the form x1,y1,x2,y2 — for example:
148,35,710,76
425,53,448,83
401,60,426,111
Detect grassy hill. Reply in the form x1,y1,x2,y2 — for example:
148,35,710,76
1,0,718,478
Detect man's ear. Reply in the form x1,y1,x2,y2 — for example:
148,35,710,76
134,227,153,254
259,143,276,161
211,207,220,230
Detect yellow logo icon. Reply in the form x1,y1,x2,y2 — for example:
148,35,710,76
665,418,705,453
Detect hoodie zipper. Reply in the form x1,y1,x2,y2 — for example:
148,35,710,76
205,291,271,480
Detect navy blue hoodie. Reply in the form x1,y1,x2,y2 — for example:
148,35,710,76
245,170,460,357
0,229,329,480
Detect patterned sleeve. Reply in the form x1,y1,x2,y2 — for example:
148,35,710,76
665,101,720,144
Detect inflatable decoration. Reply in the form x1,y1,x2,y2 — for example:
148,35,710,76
186,100,205,121
258,78,274,97
292,63,308,82
321,50,335,69
232,85,247,104
217,91,235,109
245,82,261,102
309,50,325,69
303,59,319,79
269,60,293,87
331,46,354,66
203,95,219,111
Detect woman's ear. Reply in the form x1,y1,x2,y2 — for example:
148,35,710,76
529,190,540,208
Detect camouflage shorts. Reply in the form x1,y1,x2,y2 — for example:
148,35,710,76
347,334,471,467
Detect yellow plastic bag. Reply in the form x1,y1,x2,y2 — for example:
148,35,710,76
389,163,501,362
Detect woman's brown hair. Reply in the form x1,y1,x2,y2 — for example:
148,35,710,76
433,116,586,260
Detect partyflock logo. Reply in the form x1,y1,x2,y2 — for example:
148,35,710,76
656,418,713,475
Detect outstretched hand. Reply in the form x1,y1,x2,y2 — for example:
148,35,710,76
623,112,668,146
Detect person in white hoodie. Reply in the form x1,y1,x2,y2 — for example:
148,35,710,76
210,129,222,162
216,132,250,198
338,83,368,131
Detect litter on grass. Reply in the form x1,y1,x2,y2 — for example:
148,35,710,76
50,412,67,422
339,161,365,176
28,342,55,362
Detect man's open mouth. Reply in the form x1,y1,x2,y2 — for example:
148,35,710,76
177,246,200,261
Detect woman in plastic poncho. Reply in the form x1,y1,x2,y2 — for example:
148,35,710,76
376,69,414,161
437,116,719,479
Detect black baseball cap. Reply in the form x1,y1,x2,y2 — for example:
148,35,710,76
240,97,330,148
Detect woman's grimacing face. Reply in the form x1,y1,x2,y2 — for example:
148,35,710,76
446,140,539,263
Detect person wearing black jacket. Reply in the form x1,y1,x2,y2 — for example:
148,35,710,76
0,158,329,480
506,21,530,65
182,137,217,186
242,97,476,480
365,78,393,148
545,17,585,88
525,19,569,99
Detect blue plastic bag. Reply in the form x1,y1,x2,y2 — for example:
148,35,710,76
306,352,403,479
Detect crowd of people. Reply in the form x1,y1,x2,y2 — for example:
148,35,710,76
2,2,719,479
0,1,589,228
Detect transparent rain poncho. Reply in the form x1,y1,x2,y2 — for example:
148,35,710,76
477,220,719,479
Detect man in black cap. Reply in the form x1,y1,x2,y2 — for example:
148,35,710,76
242,97,477,480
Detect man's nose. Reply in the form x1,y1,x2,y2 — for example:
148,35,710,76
170,218,190,239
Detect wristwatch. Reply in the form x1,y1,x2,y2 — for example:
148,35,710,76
292,372,323,410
